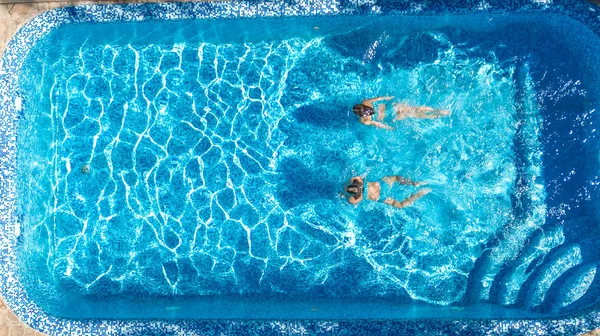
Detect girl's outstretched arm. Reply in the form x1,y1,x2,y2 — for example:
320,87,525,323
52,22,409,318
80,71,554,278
363,119,394,130
362,96,395,106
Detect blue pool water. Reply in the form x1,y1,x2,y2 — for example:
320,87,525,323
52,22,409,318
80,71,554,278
13,12,600,320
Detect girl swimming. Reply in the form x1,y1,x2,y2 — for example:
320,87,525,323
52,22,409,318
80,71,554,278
353,96,451,129
345,175,431,209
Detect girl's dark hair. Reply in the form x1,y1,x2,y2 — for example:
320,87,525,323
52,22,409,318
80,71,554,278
346,183,362,197
352,104,375,118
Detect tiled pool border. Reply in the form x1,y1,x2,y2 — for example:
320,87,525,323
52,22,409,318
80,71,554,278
1,0,600,334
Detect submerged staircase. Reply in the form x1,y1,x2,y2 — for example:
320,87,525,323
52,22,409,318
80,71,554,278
460,61,598,314
483,219,596,313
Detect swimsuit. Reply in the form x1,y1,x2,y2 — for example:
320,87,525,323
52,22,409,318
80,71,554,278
364,181,393,201
365,180,413,202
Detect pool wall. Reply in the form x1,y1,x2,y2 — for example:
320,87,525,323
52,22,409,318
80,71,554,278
2,0,600,334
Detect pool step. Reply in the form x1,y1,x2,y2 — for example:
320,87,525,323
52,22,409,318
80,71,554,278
490,225,564,306
517,243,583,309
545,262,597,311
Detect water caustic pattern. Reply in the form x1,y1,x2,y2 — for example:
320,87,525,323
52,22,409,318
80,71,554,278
18,26,544,306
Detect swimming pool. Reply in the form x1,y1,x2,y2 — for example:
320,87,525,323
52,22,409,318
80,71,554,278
2,0,600,334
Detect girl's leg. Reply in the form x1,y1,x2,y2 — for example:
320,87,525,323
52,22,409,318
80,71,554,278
383,188,431,209
392,103,415,120
382,175,426,187
393,103,450,120
415,106,451,118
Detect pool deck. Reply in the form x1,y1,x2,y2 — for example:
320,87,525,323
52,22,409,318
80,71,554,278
1,0,600,335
